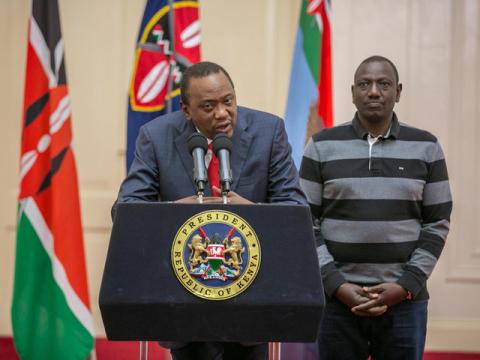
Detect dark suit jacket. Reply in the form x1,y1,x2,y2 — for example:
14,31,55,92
115,106,306,207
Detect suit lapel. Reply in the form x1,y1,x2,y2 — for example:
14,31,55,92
174,122,197,193
231,111,252,192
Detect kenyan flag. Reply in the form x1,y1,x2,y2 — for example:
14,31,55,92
11,0,94,358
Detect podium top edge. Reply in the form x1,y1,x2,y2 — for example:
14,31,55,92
116,202,310,209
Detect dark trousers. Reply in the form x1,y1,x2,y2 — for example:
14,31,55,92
170,342,268,360
318,298,428,360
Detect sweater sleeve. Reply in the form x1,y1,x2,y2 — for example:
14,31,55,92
396,141,452,297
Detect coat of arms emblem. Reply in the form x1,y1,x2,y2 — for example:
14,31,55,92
172,210,261,300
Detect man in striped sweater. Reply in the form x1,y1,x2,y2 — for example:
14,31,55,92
300,55,452,359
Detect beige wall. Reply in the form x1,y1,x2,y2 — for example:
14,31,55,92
1,0,479,352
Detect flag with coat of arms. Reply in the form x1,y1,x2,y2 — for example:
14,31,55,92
127,0,201,170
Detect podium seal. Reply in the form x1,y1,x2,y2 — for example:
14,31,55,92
171,210,261,300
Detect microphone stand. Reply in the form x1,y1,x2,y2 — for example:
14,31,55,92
197,191,204,204
187,133,208,205
221,182,230,204
196,179,206,204
212,133,233,205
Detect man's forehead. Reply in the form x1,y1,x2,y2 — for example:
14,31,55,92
188,74,235,99
355,61,396,80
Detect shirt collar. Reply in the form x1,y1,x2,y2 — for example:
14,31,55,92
195,127,213,145
352,112,400,140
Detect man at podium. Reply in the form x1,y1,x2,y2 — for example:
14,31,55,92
113,61,306,359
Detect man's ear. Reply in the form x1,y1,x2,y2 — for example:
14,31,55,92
351,85,355,103
180,101,191,120
396,83,402,102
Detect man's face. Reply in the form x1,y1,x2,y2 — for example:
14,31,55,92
181,72,237,139
351,61,402,123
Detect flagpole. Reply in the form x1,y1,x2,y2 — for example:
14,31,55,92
139,341,148,360
269,342,281,360
167,0,175,114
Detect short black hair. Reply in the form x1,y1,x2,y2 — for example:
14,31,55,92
355,55,399,85
180,61,235,104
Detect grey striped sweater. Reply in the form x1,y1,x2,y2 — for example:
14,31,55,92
299,113,452,300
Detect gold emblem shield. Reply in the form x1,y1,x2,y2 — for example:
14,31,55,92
171,210,261,300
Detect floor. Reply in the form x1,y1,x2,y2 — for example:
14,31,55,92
1,338,480,359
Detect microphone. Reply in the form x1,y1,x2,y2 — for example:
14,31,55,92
187,133,208,197
212,133,233,197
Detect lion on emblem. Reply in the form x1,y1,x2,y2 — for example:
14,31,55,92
223,236,245,270
188,234,209,271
